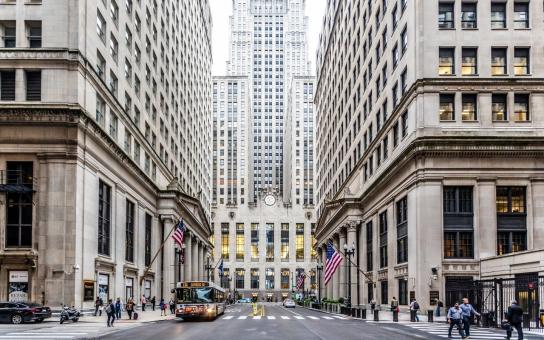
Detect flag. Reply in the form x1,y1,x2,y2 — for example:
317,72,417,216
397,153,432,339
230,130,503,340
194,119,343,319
172,219,185,246
296,271,306,290
324,241,343,285
218,258,224,276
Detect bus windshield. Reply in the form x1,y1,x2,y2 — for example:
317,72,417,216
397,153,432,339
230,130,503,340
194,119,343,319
176,287,214,303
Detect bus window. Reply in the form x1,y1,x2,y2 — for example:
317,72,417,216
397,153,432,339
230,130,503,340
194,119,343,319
194,288,213,303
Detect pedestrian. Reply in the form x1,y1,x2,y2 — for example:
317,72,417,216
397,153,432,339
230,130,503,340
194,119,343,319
460,297,480,338
370,299,376,312
94,296,103,316
141,294,147,311
151,296,156,311
105,299,116,327
115,297,122,319
435,298,444,317
409,299,420,322
159,298,165,316
447,302,466,339
390,297,399,312
506,300,524,340
126,298,135,320
169,298,175,315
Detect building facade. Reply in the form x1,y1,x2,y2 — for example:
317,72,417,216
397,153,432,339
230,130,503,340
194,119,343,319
314,0,544,311
211,0,316,301
0,0,213,309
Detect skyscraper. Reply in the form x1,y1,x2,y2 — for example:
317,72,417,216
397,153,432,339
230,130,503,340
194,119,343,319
212,0,316,301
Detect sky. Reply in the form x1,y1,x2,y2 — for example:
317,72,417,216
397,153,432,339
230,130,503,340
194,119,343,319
209,0,327,76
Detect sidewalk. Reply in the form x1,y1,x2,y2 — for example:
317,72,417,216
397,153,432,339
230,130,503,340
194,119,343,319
46,309,176,324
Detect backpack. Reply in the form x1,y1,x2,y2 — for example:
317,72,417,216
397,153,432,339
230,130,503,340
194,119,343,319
105,304,112,314
413,302,420,310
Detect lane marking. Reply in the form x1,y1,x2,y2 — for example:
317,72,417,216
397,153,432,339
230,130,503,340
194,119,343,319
0,337,75,339
280,316,290,319
322,316,333,319
238,315,248,320
307,316,319,320
267,316,276,320
253,316,261,320
333,315,346,319
8,333,86,336
294,316,304,320
223,315,234,320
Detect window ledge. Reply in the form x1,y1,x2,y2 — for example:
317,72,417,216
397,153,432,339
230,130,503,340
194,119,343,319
440,120,457,123
491,28,509,30
492,74,509,77
514,27,531,31
514,73,532,77
461,74,479,77
461,27,478,31
439,74,456,77
461,120,479,123
492,120,510,123
514,120,532,123
438,28,456,31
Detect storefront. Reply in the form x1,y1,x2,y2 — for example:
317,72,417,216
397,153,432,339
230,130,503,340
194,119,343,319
8,271,29,302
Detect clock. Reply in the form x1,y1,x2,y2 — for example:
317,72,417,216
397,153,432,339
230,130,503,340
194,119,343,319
264,194,276,206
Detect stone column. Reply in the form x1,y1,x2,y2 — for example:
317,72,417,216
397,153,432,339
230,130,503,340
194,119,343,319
184,232,192,280
477,179,497,259
338,228,347,299
347,222,358,306
198,242,204,281
192,237,199,281
358,221,366,304
162,217,176,296
332,234,340,299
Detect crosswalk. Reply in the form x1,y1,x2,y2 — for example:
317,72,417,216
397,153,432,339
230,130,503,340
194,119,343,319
220,314,346,321
404,322,509,339
0,322,135,339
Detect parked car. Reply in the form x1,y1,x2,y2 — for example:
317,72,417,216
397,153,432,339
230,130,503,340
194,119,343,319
0,302,52,324
283,299,296,308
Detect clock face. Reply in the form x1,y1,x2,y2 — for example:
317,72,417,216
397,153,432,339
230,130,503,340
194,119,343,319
264,194,276,206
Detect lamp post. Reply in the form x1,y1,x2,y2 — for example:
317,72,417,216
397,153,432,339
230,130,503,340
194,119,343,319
343,242,355,309
316,262,323,303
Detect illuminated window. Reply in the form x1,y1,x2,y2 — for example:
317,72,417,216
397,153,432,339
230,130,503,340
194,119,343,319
310,223,316,259
461,48,477,75
514,94,529,121
461,94,477,121
439,48,455,75
280,223,289,261
440,94,455,121
296,223,304,261
491,48,507,75
236,223,244,261
280,268,290,289
251,223,259,261
221,223,229,260
235,268,245,289
251,268,259,289
492,94,507,121
497,187,526,213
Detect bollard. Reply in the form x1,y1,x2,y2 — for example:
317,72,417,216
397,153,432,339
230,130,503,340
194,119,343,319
374,309,379,322
361,308,367,319
481,312,489,327
523,312,530,329
393,310,399,322
427,310,433,322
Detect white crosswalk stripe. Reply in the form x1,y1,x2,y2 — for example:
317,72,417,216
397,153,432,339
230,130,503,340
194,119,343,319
322,316,333,319
237,316,247,320
404,323,508,339
267,316,276,320
333,315,346,320
223,315,234,320
0,322,135,339
280,316,290,319
294,316,304,320
307,316,319,320
253,316,261,320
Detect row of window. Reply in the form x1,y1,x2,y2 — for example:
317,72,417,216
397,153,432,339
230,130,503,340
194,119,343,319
0,20,42,48
0,70,41,101
218,267,316,290
439,47,531,76
439,92,529,121
438,1,530,30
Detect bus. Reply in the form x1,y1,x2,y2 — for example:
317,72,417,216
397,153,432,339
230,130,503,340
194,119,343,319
174,281,226,320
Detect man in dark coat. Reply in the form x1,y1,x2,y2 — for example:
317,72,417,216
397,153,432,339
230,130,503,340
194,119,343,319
506,300,524,340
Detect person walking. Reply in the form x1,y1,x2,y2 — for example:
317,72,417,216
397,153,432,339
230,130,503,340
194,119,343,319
159,298,166,316
169,298,175,315
390,297,399,312
126,298,135,320
460,297,480,338
115,297,122,319
151,296,156,311
409,299,420,322
141,294,147,311
435,298,444,317
370,299,376,312
506,300,524,340
447,302,466,339
94,296,103,316
105,299,116,327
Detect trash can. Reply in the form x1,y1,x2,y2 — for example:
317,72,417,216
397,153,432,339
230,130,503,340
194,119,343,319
427,310,433,322
481,312,489,327
361,308,367,319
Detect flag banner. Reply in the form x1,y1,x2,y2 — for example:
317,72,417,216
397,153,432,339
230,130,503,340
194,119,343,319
172,219,186,246
324,241,343,285
296,272,306,290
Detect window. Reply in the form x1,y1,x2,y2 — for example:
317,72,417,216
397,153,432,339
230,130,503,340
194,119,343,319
438,2,454,28
235,268,245,289
5,162,33,248
440,94,455,120
221,223,229,259
110,36,118,63
401,68,407,94
144,213,152,266
367,283,374,303
513,2,529,28
236,223,244,261
401,27,407,54
109,112,118,139
125,200,135,262
366,222,373,271
96,95,106,125
497,231,527,255
0,70,15,101
98,180,111,256
461,2,477,28
514,48,530,75
27,21,42,48
392,44,399,68
492,94,507,121
221,268,230,288
443,187,474,258
497,187,526,214
250,268,259,289
496,186,527,254
381,281,388,305
399,279,408,305
280,223,289,261
97,11,106,42
110,1,119,25
491,48,507,75
296,223,304,261
379,211,388,268
439,48,455,75
491,3,506,29
96,51,106,80
2,22,16,47
444,232,474,258
280,269,290,289
265,268,275,289
461,94,477,120
266,223,274,262
514,94,529,121
401,111,408,137
25,71,41,101
461,48,477,75
396,196,408,264
251,223,259,261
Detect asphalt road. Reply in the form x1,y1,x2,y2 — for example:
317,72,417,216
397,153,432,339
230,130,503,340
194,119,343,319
101,303,433,340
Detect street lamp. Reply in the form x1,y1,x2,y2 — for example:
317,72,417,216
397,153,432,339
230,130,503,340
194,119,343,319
343,242,356,309
316,262,324,303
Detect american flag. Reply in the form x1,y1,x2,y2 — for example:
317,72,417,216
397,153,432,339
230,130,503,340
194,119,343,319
324,241,343,285
296,271,306,290
172,219,186,246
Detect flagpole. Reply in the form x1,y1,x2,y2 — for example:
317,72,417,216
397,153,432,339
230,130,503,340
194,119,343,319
328,244,374,285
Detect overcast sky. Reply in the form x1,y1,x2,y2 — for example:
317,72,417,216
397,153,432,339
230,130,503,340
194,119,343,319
209,0,327,76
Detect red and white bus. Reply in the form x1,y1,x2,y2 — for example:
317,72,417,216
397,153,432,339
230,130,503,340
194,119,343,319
175,281,226,320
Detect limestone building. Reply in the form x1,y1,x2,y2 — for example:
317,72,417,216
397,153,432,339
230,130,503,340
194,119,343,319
314,0,544,311
0,0,213,309
211,0,316,301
